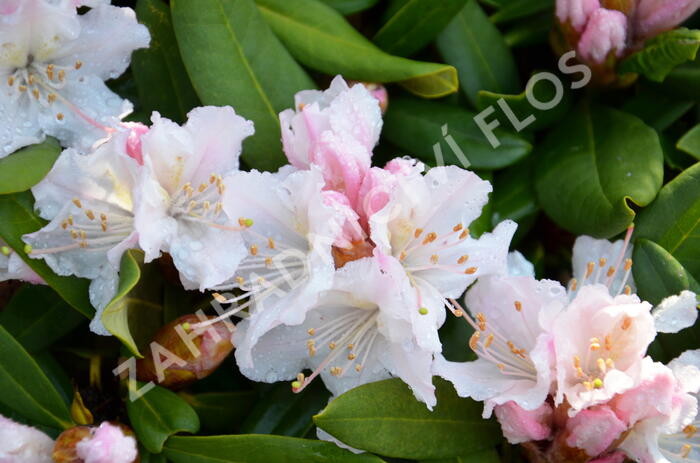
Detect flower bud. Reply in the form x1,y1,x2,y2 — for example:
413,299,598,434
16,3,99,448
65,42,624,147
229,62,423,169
0,414,54,462
53,423,139,463
136,314,235,389
635,0,700,40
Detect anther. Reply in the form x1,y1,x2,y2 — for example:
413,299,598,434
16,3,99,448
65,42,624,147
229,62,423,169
0,246,10,256
72,198,82,208
453,309,463,317
85,209,95,220
599,258,607,267
399,251,407,261
250,245,258,256
484,334,494,349
585,262,595,278
291,380,301,390
23,244,33,254
624,258,632,271
7,76,13,86
606,267,615,277
58,70,65,81
459,229,470,240
355,364,363,372
32,89,39,100
624,285,631,295
56,113,64,121
683,424,697,438
514,301,522,312
27,74,35,85
469,331,480,351
457,255,469,264
453,223,463,232
307,328,315,336
329,342,336,350
464,267,477,275
268,237,275,249
570,278,578,291
47,64,55,80
680,444,691,458
573,356,581,369
430,254,439,264
621,317,632,330
347,353,356,360
597,358,607,373
198,183,207,193
75,60,82,70
422,232,437,245
18,85,27,92
604,335,612,351
414,228,423,238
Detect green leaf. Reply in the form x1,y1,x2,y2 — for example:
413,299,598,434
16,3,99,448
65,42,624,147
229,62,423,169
314,378,501,459
171,0,315,171
0,325,74,429
476,78,573,132
132,0,200,123
503,14,552,48
127,383,200,453
489,0,553,24
436,0,520,106
0,285,84,352
0,139,60,194
491,158,539,225
658,57,700,100
421,449,502,463
534,102,664,238
635,161,700,281
622,87,694,132
620,28,700,82
101,250,165,357
255,0,458,98
181,391,257,434
382,97,532,169
320,0,379,14
0,192,93,317
164,435,385,463
677,124,700,159
240,380,331,437
372,0,468,57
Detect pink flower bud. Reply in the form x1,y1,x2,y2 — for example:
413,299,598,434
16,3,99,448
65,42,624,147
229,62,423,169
634,0,700,40
75,423,138,463
577,8,628,64
494,401,554,444
557,0,602,31
0,415,54,463
564,406,627,456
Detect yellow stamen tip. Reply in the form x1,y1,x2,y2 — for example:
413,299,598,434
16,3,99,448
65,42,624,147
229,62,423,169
418,307,429,315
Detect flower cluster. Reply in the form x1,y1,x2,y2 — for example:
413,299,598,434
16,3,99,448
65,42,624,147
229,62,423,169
435,231,700,462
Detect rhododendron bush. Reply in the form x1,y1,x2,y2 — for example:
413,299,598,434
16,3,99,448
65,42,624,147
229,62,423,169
1,1,700,462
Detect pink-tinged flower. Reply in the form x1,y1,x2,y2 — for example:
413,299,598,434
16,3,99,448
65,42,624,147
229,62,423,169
557,0,601,31
369,164,517,357
434,275,567,416
577,8,628,64
564,406,627,456
75,422,137,463
0,0,150,157
635,0,700,40
23,130,140,335
0,239,44,284
0,415,54,463
553,284,656,414
132,106,253,291
279,76,382,209
570,233,636,296
617,351,700,463
233,256,437,407
494,401,554,444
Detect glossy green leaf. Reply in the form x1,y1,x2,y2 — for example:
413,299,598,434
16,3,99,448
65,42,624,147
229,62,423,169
0,325,74,429
171,0,315,170
635,161,700,281
382,97,532,169
476,77,573,132
436,0,520,106
127,383,200,453
314,378,501,459
320,0,379,14
372,0,468,57
491,158,539,225
659,57,700,100
101,250,165,358
677,124,700,159
534,103,664,238
255,0,458,98
622,87,694,132
164,435,385,463
490,0,553,24
421,449,501,463
0,285,84,352
620,28,700,82
0,139,60,195
0,192,93,317
181,391,257,433
504,14,552,48
132,0,200,123
240,380,331,437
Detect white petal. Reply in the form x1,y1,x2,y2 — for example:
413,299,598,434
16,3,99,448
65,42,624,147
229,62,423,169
88,266,120,336
508,250,535,277
316,427,365,454
0,89,43,157
387,340,436,409
653,291,698,334
669,349,700,394
572,235,635,292
52,5,150,81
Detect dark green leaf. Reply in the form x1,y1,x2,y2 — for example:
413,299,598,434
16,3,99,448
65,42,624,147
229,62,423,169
622,87,694,132
635,161,700,281
181,391,257,433
171,0,315,171
382,97,532,169
677,123,700,159
0,325,74,429
421,449,501,463
255,0,458,98
372,0,468,57
490,0,553,24
658,57,700,100
320,0,379,14
504,14,552,48
491,158,539,225
132,0,200,122
436,0,520,106
314,378,501,459
534,102,664,238
0,192,93,317
620,28,700,82
164,435,385,463
0,285,84,352
0,139,61,194
127,383,200,453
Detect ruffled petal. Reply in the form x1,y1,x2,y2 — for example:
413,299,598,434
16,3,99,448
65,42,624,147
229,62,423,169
653,290,698,334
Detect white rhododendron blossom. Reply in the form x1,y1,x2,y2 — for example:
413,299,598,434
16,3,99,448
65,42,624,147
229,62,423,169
0,0,150,156
0,414,54,463
23,129,140,334
132,106,254,290
0,239,43,284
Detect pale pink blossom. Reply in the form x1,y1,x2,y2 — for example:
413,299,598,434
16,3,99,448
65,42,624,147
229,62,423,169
494,401,554,444
75,422,137,463
0,415,54,463
0,0,150,156
564,405,627,456
577,8,628,64
635,0,700,40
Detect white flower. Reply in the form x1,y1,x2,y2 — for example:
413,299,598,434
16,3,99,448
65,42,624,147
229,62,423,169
0,239,43,284
132,106,254,290
0,414,54,463
0,0,150,156
23,129,140,334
